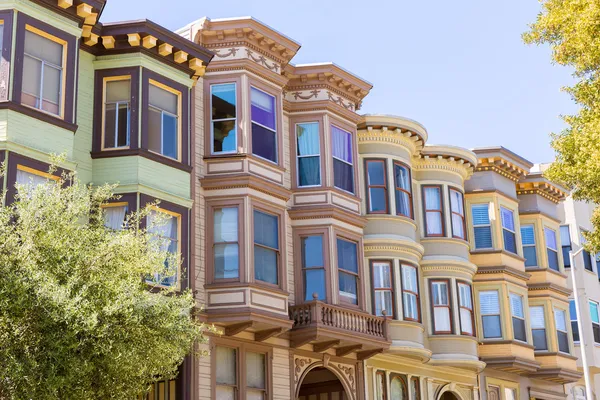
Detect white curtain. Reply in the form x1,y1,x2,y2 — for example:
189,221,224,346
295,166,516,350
402,265,417,292
434,308,451,331
147,210,178,286
530,306,545,329
376,373,385,400
214,208,238,242
104,206,127,230
331,126,352,163
16,169,52,198
450,190,464,238
395,164,411,216
297,123,319,156
391,378,406,400
403,293,418,320
245,352,265,389
216,347,236,400
373,263,391,288
424,187,442,234
460,308,473,334
504,389,517,400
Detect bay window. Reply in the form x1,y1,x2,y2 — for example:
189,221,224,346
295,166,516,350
22,27,64,116
430,280,452,334
253,210,279,285
146,208,180,288
457,282,474,335
500,207,517,254
480,290,502,339
394,162,412,218
561,225,572,268
214,207,239,280
372,261,393,317
449,188,466,239
148,81,180,160
103,204,128,231
251,87,277,163
545,227,559,271
422,185,444,237
103,78,131,149
337,238,359,305
401,264,420,321
246,352,267,400
530,305,547,350
296,122,321,187
210,83,237,154
590,301,600,343
302,235,325,301
509,293,526,342
332,125,354,193
554,308,569,353
366,159,388,213
472,203,492,249
570,300,579,342
215,343,269,400
390,376,407,399
216,346,237,399
520,225,537,267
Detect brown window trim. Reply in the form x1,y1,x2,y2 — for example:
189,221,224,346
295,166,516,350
0,10,14,102
456,280,476,336
290,115,326,190
211,337,272,400
375,370,387,400
400,263,421,323
429,279,453,334
93,67,141,153
141,68,190,166
250,199,285,291
13,12,77,124
335,231,363,309
140,194,189,291
370,260,395,318
295,228,330,304
393,160,413,219
449,187,467,240
364,158,389,214
422,184,445,237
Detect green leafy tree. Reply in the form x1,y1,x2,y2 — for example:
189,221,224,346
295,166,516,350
524,0,600,251
0,165,208,400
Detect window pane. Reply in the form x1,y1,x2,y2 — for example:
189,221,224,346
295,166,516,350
510,294,524,318
213,120,237,153
149,84,177,115
460,308,473,334
391,378,406,399
482,315,502,338
162,113,178,159
106,79,130,102
572,321,580,342
424,187,440,209
479,291,500,314
452,213,465,239
555,309,567,331
337,239,358,273
523,246,538,267
104,205,127,230
212,83,236,120
251,87,275,130
214,208,238,242
558,331,569,353
333,158,354,193
503,230,517,254
545,228,557,250
304,269,325,301
471,204,490,225
593,324,600,343
513,317,526,341
254,246,277,284
432,282,448,305
16,169,51,197
396,190,411,217
403,293,418,320
590,302,599,324
450,190,463,214
298,157,320,186
459,284,472,308
22,55,41,105
375,291,393,317
521,225,535,245
216,347,236,385
367,161,385,185
426,212,443,235
560,225,571,246
116,103,129,147
402,265,417,292
252,123,277,162
42,64,61,110
369,188,387,212
25,30,63,66
395,163,410,190
302,236,323,268
339,271,357,304
148,107,162,154
376,373,385,400
548,249,559,271
533,329,548,350
500,207,514,230
297,122,320,156
246,352,265,389
530,306,545,329
474,226,493,249
104,103,117,148
331,126,352,163
434,307,451,332
216,387,235,400
214,243,239,279
372,263,391,288
254,211,278,249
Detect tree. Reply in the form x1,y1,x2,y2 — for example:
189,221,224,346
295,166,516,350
524,0,600,251
0,166,208,400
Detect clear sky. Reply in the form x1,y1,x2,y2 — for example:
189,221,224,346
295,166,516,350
101,0,578,164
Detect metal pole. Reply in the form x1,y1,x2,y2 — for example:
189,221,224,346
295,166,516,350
570,247,593,399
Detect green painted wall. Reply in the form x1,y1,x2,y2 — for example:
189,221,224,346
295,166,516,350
73,50,96,184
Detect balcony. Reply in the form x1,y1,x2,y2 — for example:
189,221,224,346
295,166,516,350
288,300,390,359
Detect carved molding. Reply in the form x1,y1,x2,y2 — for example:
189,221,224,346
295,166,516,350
336,363,356,391
294,356,315,383
357,128,423,156
214,47,239,58
413,156,473,180
246,49,280,72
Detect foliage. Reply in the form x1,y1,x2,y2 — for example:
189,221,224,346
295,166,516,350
524,0,600,251
0,165,208,400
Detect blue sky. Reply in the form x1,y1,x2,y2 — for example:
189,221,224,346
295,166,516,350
101,0,577,163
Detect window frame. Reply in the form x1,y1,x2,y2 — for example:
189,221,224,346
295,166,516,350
570,300,580,343
530,305,548,351
252,206,281,288
331,123,356,195
400,263,420,322
365,158,389,214
422,184,445,237
210,82,238,155
370,260,394,318
544,227,560,271
101,201,129,230
430,279,453,334
389,374,408,399
393,160,413,218
509,292,527,343
590,300,600,344
294,226,330,304
250,85,278,164
449,187,466,240
147,79,182,161
471,203,493,249
561,225,572,268
520,224,537,268
101,75,132,151
300,234,327,303
335,233,363,308
145,205,182,290
0,10,13,102
479,290,503,339
295,121,322,188
456,280,475,336
554,307,570,354
375,370,387,400
212,206,241,283
500,206,517,254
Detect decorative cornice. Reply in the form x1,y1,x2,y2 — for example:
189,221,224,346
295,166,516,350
475,156,529,182
420,258,478,276
363,239,425,259
357,127,422,156
288,206,367,229
516,180,568,203
527,282,571,297
200,173,291,201
475,265,531,281
412,154,474,180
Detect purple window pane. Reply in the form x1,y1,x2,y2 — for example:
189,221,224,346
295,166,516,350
252,123,277,162
334,159,354,193
331,125,352,163
251,87,276,130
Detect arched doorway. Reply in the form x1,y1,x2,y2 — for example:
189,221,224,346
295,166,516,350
297,367,347,400
440,392,460,400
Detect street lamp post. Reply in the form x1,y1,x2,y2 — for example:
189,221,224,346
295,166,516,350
570,247,593,399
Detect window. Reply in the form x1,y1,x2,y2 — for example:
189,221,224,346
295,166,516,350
423,186,444,237
372,262,393,317
561,225,572,268
570,300,580,342
431,280,452,334
332,125,354,193
458,282,474,335
390,376,407,399
530,306,547,350
22,27,65,116
148,81,180,160
520,225,537,267
394,162,412,218
211,83,237,154
554,308,569,353
375,371,386,400
505,388,517,400
251,87,277,163
401,265,420,321
103,204,128,231
366,159,388,213
581,231,594,272
146,209,180,288
545,228,559,271
480,291,502,339
509,293,526,342
302,235,325,301
500,207,516,254
103,78,130,149
296,122,321,187
410,377,420,400
449,189,466,239
216,346,237,399
253,210,279,285
246,352,267,399
472,204,492,249
15,165,57,196
337,238,359,305
214,207,239,280
590,301,600,343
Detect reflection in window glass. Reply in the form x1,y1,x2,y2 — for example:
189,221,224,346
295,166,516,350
104,79,130,148
211,83,237,154
296,122,320,187
302,235,325,301
148,83,179,160
254,210,279,285
214,207,239,280
251,87,277,162
337,238,358,304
